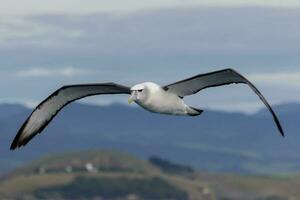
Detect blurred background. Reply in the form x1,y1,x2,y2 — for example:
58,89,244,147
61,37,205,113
0,0,299,199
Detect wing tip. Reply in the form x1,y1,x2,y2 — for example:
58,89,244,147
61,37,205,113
272,112,285,138
10,134,33,150
10,120,29,151
10,144,18,151
279,126,285,138
10,139,20,150
10,129,22,150
10,133,23,150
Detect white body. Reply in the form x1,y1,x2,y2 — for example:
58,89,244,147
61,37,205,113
130,82,198,116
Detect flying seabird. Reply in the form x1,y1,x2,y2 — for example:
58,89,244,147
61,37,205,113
10,68,284,150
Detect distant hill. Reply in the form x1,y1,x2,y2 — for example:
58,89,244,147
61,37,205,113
0,150,209,200
1,150,299,200
0,102,298,174
257,102,300,116
0,103,28,120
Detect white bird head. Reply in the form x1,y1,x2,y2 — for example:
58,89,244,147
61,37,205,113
128,83,146,104
128,82,160,104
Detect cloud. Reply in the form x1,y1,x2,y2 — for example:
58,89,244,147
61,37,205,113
1,0,300,16
38,7,300,54
0,6,299,68
249,71,300,88
16,67,90,78
0,17,85,48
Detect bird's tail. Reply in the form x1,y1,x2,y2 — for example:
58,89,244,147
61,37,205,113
187,106,203,116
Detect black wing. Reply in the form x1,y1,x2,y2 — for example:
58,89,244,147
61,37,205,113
164,68,284,136
10,83,131,150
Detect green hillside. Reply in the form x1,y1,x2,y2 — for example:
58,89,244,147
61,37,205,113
1,150,300,200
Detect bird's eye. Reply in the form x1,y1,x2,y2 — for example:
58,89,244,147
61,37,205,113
138,89,143,92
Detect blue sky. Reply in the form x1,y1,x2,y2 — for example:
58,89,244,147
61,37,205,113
0,1,299,113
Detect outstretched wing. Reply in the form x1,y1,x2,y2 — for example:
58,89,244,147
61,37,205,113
164,68,284,136
10,83,131,150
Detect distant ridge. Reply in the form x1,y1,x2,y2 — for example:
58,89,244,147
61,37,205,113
0,102,297,174
256,102,300,116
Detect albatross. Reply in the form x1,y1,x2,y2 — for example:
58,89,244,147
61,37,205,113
10,68,284,150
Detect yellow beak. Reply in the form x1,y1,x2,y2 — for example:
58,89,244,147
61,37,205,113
128,97,134,104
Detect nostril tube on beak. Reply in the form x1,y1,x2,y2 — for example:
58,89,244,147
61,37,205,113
128,92,135,104
128,97,134,104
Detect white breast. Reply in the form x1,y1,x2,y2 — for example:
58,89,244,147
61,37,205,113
136,82,188,115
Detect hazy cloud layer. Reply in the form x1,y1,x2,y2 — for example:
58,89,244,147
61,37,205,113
250,71,300,88
1,7,300,70
1,0,300,16
16,67,90,78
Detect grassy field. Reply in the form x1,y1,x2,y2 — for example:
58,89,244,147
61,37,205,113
0,150,299,200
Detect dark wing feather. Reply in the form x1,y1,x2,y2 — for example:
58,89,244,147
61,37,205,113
10,83,130,150
164,68,284,136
